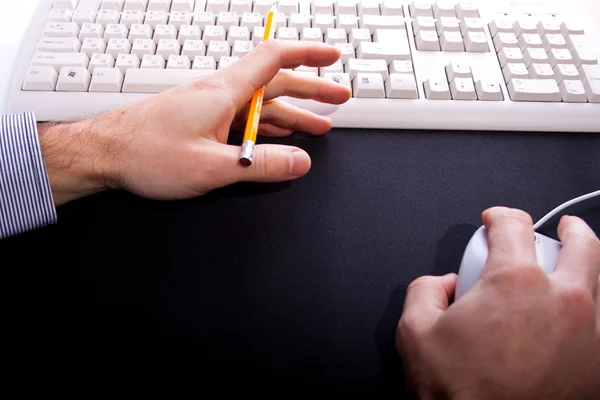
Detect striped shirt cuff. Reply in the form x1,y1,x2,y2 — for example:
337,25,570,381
0,112,57,239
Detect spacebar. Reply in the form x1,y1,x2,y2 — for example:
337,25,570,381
122,69,215,93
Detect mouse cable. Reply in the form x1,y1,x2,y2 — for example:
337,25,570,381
533,190,600,230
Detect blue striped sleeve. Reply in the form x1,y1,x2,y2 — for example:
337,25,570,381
0,112,57,239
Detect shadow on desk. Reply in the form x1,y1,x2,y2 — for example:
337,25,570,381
375,223,477,398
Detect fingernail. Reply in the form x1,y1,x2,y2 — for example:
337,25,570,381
290,150,311,177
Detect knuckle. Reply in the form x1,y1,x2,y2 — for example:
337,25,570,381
482,265,546,291
256,39,280,55
407,275,438,293
556,285,596,321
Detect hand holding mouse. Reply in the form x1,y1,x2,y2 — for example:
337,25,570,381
396,207,600,400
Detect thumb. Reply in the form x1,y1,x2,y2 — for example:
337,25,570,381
217,143,312,186
400,273,458,332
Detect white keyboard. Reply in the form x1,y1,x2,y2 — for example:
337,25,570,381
5,0,600,132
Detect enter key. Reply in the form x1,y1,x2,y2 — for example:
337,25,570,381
579,64,600,102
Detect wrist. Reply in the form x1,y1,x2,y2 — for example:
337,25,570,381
38,118,120,205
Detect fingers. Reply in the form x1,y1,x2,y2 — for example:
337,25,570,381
264,70,352,104
400,274,458,332
553,216,600,292
209,142,312,188
209,40,342,108
481,207,538,275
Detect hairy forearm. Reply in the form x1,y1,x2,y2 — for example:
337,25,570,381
37,118,119,205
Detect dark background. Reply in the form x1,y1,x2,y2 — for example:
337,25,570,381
1,128,599,395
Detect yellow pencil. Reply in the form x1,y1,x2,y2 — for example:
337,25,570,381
238,6,278,167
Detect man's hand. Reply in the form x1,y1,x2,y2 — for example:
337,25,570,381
38,40,351,205
397,207,600,400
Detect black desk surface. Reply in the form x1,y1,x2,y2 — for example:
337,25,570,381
2,128,600,395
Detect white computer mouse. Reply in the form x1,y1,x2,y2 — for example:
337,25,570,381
455,226,563,300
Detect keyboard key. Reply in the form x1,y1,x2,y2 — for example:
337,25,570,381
207,40,231,61
301,27,324,42
385,73,418,99
89,53,115,73
145,10,169,28
518,33,543,50
218,56,240,69
157,38,182,59
320,59,344,76
446,62,472,81
523,48,548,66
148,0,170,11
32,51,89,73
335,43,355,63
172,0,195,12
415,31,440,51
325,28,346,44
542,34,567,51
412,17,435,35
475,79,503,101
514,18,538,37
311,0,333,15
489,19,513,37
217,12,240,31
547,48,573,67
502,63,529,82
49,9,73,22
357,41,411,64
450,77,477,100
230,0,252,13
192,55,217,69
193,11,216,29
464,31,488,52
81,37,107,57
381,0,404,16
336,14,358,33
349,28,370,48
179,25,202,43
54,0,78,10
559,80,587,102
314,14,335,33
22,66,59,91
123,68,213,92
170,11,194,29
335,0,357,16
345,58,388,80
278,0,299,14
101,0,125,11
279,27,300,41
124,0,149,10
121,10,145,28
227,26,250,44
424,76,451,100
141,54,166,68
358,1,381,16
167,54,192,69
115,53,141,73
456,1,479,19
409,1,432,18
132,38,157,56
493,32,518,51
537,20,561,36
240,12,262,30
103,23,129,40
553,63,579,83
324,73,352,90
568,35,598,66
252,27,266,45
56,66,91,91
360,15,405,33
436,17,460,35
440,31,464,52
560,20,585,36
253,0,273,13
460,18,485,36
43,22,80,37
203,25,227,44
129,24,154,40
72,9,98,24
498,48,524,67
390,60,413,74
433,1,456,18
353,73,385,98
508,78,561,102
528,63,554,79
37,37,82,53
579,64,600,102
107,38,132,57
96,9,121,25
79,23,105,40
290,13,311,30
